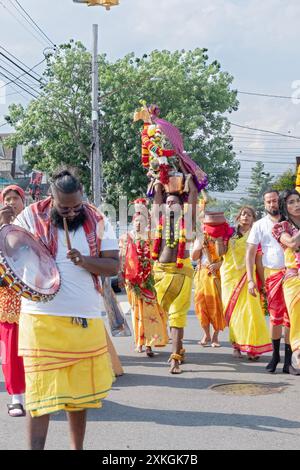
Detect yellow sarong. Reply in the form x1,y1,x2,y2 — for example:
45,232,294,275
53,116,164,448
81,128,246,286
18,314,113,417
194,264,226,332
281,248,300,352
220,234,271,355
126,286,168,349
153,258,193,329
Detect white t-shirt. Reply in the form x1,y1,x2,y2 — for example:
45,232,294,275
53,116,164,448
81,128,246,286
14,211,118,318
247,215,285,269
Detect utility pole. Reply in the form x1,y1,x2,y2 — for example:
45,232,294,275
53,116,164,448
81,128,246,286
91,24,102,206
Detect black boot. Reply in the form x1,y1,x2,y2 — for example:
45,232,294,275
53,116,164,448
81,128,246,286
266,338,281,373
282,343,292,374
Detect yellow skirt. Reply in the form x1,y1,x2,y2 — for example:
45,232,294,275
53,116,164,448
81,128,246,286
154,259,193,329
283,276,300,351
18,314,113,417
126,286,168,349
194,267,226,331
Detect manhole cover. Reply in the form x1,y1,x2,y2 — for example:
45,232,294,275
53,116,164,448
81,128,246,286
211,383,287,396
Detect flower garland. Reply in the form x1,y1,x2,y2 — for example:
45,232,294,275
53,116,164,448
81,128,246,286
127,236,156,302
151,213,186,268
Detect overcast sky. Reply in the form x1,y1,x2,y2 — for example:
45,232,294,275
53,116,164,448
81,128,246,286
1,0,300,200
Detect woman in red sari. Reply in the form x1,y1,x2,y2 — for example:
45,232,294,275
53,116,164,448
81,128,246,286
120,213,168,357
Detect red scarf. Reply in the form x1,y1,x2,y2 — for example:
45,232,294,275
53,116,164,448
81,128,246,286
29,197,104,293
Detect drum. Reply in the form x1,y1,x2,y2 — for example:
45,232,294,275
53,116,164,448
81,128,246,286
0,225,60,302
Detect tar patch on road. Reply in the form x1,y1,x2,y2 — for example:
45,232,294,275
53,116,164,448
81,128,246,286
210,382,288,396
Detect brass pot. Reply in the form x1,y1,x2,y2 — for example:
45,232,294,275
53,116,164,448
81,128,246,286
203,211,226,226
164,173,184,194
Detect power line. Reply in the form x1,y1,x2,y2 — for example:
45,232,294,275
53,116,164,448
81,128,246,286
230,122,300,140
237,90,300,101
0,63,41,96
0,68,38,98
0,0,48,47
0,45,43,80
237,158,295,165
12,0,55,47
0,52,43,84
0,57,45,90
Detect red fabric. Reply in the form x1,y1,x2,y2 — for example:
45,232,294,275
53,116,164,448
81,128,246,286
124,237,140,283
203,222,234,241
0,322,25,395
224,273,247,326
1,185,25,203
265,270,290,328
29,197,104,293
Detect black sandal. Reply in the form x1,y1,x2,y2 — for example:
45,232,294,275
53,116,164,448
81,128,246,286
7,403,26,417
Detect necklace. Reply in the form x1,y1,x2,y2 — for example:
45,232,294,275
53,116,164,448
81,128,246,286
230,230,249,270
165,217,180,248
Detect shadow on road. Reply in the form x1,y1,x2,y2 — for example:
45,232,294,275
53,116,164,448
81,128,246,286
52,399,299,435
118,351,273,375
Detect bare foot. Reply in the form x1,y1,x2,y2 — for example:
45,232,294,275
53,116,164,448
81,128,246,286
233,349,242,358
169,359,182,374
292,350,300,369
211,332,220,347
145,346,154,357
198,336,211,347
136,346,143,353
247,354,259,361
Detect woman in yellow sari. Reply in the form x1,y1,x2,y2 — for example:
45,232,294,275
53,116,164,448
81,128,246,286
220,207,272,360
119,213,168,357
272,189,300,374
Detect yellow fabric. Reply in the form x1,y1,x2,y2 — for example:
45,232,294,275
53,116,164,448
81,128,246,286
283,247,298,270
154,258,193,328
126,285,168,348
220,235,271,355
194,267,226,331
282,276,300,351
18,314,113,417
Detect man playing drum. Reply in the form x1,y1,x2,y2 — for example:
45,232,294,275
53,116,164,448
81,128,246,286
0,185,26,417
0,168,119,450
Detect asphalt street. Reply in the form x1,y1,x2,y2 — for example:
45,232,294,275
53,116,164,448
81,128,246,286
1,293,300,450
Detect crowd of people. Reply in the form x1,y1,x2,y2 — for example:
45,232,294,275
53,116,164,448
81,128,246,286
0,101,300,450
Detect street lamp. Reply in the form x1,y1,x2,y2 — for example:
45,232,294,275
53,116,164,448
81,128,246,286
73,0,120,205
73,0,119,11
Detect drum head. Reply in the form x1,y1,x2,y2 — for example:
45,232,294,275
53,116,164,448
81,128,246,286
0,225,60,296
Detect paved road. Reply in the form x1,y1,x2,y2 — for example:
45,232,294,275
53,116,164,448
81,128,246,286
1,296,300,450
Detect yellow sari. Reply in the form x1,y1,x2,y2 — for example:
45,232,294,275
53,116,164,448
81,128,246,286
220,233,272,355
194,237,226,331
281,248,300,352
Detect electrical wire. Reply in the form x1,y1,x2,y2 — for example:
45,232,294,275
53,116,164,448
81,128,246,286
0,45,43,80
0,68,38,98
12,0,55,47
0,0,48,47
230,122,300,140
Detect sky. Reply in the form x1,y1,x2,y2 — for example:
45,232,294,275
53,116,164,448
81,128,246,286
1,0,300,201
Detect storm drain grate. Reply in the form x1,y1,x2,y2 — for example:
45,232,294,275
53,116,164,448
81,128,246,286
210,382,287,396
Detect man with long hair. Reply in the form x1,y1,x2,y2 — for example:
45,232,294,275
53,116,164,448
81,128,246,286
0,168,119,449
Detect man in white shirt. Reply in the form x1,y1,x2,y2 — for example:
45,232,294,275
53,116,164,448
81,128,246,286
0,168,119,450
246,189,290,374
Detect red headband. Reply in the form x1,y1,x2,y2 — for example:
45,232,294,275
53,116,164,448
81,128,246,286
1,185,25,203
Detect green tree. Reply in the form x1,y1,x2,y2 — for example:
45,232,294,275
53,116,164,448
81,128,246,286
5,41,240,206
272,168,296,192
247,162,274,217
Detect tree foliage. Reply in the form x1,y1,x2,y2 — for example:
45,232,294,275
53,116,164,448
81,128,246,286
272,168,296,192
246,162,274,217
5,41,240,206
